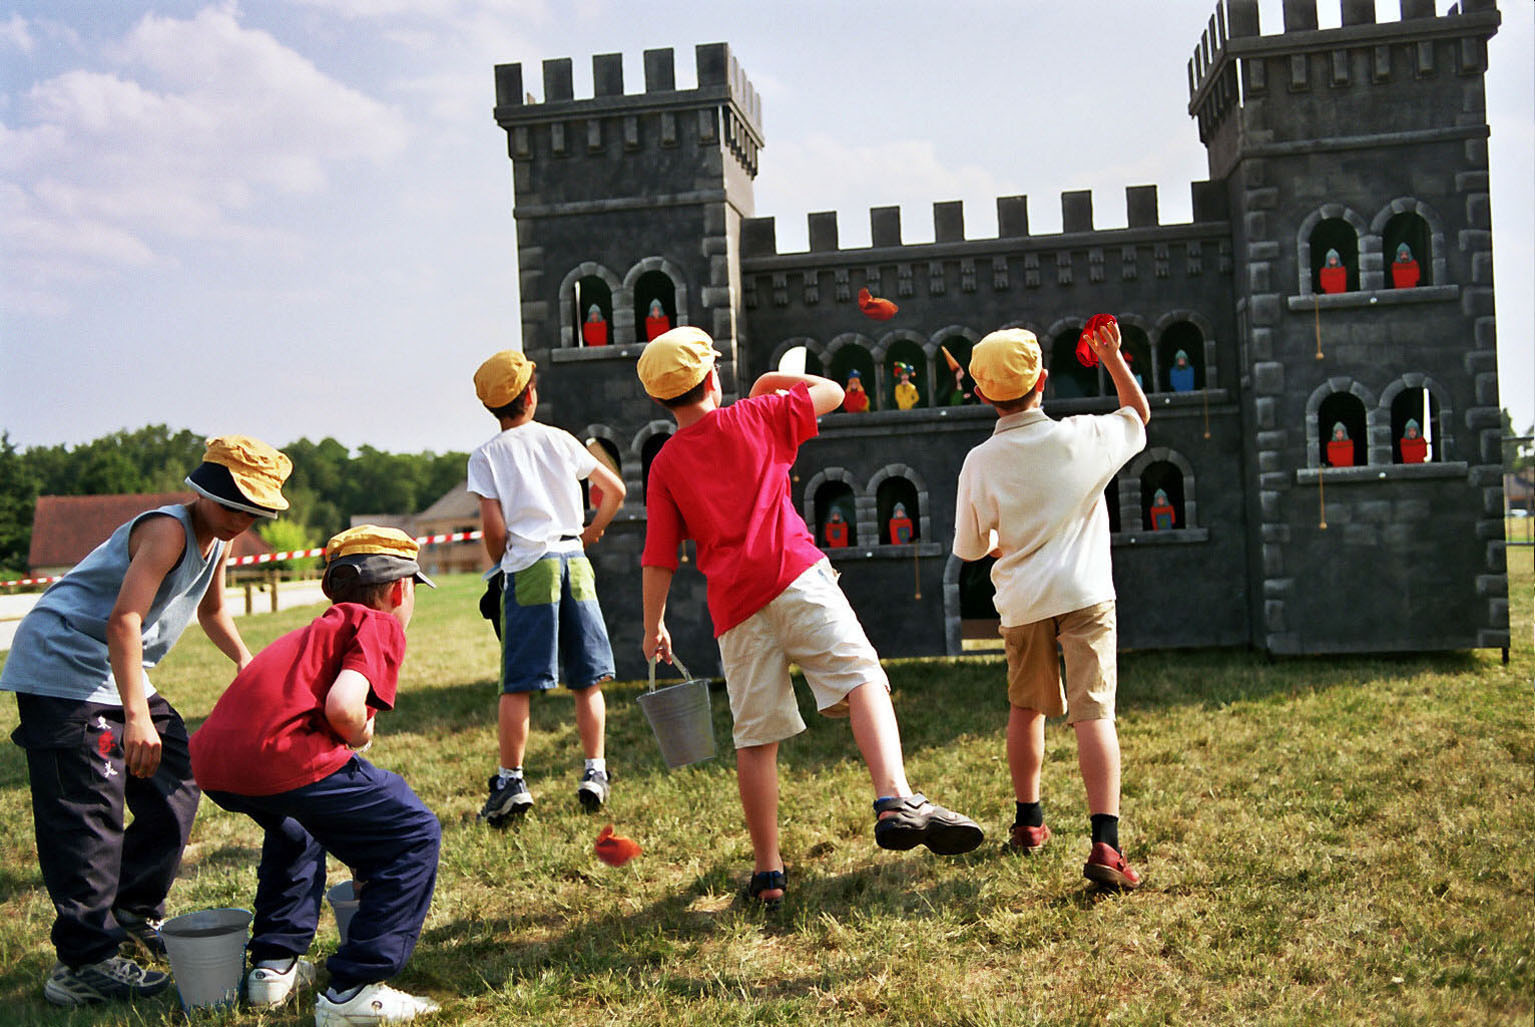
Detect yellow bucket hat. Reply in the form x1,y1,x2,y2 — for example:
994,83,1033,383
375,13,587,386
968,329,1043,402
475,349,536,408
185,435,291,517
323,525,436,596
637,326,720,400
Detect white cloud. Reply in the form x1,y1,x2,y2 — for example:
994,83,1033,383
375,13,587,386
0,14,32,53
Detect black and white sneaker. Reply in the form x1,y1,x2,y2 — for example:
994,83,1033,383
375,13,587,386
478,774,533,824
44,956,169,1006
576,767,610,811
113,908,166,960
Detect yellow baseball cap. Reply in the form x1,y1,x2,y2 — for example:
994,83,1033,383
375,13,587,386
323,525,436,595
637,326,720,400
474,349,535,408
969,329,1043,402
185,435,291,517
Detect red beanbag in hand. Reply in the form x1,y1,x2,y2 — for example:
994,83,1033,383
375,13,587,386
1076,313,1118,368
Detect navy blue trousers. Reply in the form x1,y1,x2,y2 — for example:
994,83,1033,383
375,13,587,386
12,692,200,967
205,757,440,989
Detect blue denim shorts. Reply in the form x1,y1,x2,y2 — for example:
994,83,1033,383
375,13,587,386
498,552,615,693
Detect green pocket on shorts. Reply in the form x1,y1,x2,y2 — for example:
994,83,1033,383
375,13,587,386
568,557,596,602
514,559,561,606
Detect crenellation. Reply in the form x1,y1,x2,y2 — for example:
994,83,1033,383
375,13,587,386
870,206,901,249
1062,191,1093,234
1341,0,1375,26
998,195,1030,238
808,212,838,252
494,63,522,107
1127,185,1159,229
934,201,964,244
593,53,623,97
643,48,675,92
1283,0,1319,32
543,57,573,102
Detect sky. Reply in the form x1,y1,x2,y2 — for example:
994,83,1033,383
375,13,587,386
1,0,1530,456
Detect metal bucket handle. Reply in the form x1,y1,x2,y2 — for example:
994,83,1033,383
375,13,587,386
647,655,694,691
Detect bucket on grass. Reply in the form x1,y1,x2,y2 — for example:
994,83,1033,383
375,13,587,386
326,880,360,944
637,656,716,769
159,907,251,1011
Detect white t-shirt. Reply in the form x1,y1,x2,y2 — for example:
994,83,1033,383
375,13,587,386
467,421,600,573
953,407,1146,627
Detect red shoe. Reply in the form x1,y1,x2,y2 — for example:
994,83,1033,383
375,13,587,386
1004,823,1051,854
1083,842,1142,890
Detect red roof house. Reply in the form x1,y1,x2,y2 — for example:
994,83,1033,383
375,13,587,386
27,494,274,577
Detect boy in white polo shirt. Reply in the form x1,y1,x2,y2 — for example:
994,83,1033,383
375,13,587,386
952,322,1150,889
468,349,626,824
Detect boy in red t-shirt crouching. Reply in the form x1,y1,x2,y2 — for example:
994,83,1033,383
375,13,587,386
190,527,441,1025
637,327,984,910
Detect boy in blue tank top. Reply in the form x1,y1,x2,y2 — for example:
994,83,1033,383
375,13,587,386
0,435,291,1007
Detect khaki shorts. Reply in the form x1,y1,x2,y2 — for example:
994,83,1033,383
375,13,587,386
1001,600,1118,723
717,560,889,748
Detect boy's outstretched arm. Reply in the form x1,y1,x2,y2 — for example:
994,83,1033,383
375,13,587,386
1089,322,1151,425
107,515,187,778
197,549,253,671
750,372,845,417
641,565,674,664
324,669,375,750
581,461,626,548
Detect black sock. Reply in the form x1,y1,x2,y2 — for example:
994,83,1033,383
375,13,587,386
1090,813,1120,851
1014,801,1043,828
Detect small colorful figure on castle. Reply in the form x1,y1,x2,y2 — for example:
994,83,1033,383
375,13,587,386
644,299,671,341
1319,248,1348,294
583,304,609,347
1390,242,1420,289
1399,418,1429,463
1326,422,1354,468
888,502,914,545
1168,349,1196,393
857,286,898,321
842,369,869,413
1148,488,1176,531
893,362,919,410
823,508,850,548
940,345,972,405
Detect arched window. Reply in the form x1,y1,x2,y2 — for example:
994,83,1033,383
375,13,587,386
1049,328,1100,399
876,477,920,545
1139,461,1185,531
1105,477,1121,534
1309,218,1359,294
884,338,930,410
937,334,978,406
584,437,622,510
640,431,670,502
813,481,857,549
1118,324,1154,394
828,344,876,411
1383,212,1431,289
1390,387,1441,464
1159,321,1205,393
633,270,676,341
1317,392,1368,467
573,276,613,347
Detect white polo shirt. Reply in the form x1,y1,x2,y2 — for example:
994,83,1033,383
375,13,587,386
953,406,1145,627
467,421,599,573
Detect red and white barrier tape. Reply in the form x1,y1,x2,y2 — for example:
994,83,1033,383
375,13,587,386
1,530,485,589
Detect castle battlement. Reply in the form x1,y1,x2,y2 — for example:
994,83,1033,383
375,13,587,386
1189,0,1499,147
739,183,1232,263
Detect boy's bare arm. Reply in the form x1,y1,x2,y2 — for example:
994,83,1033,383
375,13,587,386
1089,322,1151,425
641,565,675,663
750,372,845,417
478,496,507,564
323,668,375,749
197,549,253,671
107,515,185,778
582,461,626,547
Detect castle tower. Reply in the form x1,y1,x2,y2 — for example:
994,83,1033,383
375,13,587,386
491,44,765,677
1190,0,1507,653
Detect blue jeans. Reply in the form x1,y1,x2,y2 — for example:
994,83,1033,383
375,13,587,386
498,552,615,693
204,757,440,989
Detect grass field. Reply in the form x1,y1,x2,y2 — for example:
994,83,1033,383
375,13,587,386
0,556,1529,1026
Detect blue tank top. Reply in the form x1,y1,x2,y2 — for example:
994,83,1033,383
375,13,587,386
0,504,226,705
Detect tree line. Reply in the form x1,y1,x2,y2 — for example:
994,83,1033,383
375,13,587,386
0,426,468,576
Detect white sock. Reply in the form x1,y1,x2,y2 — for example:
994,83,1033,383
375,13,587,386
254,957,296,972
498,766,523,782
584,758,606,774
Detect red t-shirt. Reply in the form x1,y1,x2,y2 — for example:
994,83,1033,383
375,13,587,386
642,383,826,636
190,604,405,796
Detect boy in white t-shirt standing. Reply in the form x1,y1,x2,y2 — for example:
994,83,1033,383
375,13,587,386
953,322,1150,889
468,350,626,824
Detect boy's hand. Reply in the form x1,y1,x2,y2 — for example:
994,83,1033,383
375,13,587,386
1088,320,1124,362
580,523,604,548
123,715,163,778
643,623,673,665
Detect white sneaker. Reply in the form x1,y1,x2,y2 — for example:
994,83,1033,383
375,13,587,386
247,957,316,1007
314,981,440,1025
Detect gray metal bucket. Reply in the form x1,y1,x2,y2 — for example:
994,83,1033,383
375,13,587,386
159,907,251,1011
637,656,716,769
325,880,360,944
